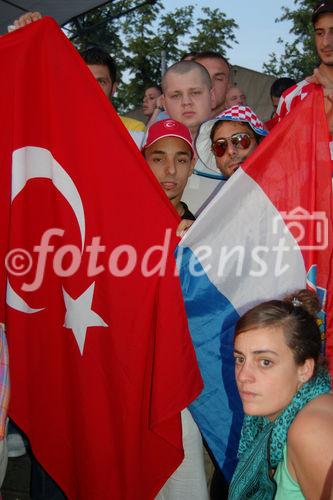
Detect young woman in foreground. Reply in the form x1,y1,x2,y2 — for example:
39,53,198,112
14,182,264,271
229,289,333,499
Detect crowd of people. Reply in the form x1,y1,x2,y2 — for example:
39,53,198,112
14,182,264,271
3,1,333,499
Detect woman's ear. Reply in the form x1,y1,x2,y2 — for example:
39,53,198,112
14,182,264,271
297,358,315,385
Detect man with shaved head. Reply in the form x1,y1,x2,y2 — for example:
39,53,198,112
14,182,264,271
161,60,215,139
193,51,231,118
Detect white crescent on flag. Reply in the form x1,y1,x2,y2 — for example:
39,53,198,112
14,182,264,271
7,146,86,313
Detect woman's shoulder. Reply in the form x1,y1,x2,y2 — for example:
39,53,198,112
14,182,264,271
286,393,333,498
288,393,333,447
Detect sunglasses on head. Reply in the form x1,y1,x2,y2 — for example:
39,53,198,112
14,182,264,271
211,133,252,157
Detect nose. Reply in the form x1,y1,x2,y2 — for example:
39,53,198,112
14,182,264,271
165,158,176,175
236,361,255,384
181,92,193,106
226,140,238,157
322,30,333,47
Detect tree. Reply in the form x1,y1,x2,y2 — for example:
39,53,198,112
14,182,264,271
64,2,126,63
188,7,238,56
117,3,194,112
65,1,238,112
263,0,319,80
118,3,237,112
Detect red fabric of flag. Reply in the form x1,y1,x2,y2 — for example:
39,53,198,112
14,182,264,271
0,18,203,499
244,87,333,374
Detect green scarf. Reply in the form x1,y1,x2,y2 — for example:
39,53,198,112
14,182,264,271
228,369,331,500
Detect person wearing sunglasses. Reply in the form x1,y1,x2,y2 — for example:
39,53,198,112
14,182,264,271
177,106,268,239
195,105,268,180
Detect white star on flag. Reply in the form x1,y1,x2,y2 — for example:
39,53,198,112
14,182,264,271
63,282,108,355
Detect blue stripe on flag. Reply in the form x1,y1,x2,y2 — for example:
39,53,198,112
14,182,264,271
177,246,244,481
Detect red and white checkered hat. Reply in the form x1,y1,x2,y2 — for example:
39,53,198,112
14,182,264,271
142,119,194,156
195,105,268,173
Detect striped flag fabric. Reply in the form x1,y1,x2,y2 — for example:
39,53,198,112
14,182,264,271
178,86,333,479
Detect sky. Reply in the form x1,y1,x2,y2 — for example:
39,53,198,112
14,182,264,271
165,0,297,73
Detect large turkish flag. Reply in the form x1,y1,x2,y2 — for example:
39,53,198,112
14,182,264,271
0,18,202,499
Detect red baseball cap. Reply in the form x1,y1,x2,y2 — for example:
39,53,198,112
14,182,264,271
142,119,194,157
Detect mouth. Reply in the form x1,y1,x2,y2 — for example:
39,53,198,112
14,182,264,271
182,111,195,118
161,182,177,190
239,390,257,401
227,162,241,174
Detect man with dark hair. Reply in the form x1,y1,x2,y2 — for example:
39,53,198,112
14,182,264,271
270,77,296,111
193,51,231,118
81,47,118,99
196,105,267,179
265,77,296,131
277,0,333,139
142,119,195,219
79,46,145,144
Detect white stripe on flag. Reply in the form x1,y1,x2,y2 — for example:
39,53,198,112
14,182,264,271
180,167,306,314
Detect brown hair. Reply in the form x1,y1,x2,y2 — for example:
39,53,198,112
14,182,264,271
235,289,325,374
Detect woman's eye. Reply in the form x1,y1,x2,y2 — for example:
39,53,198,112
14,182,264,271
234,356,244,365
260,359,272,368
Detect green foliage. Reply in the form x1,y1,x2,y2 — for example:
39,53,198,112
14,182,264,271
117,3,194,112
188,7,238,56
65,1,238,113
263,0,319,80
65,2,126,60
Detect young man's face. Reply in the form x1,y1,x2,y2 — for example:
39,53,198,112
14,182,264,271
161,69,214,137
314,12,333,66
87,64,117,99
195,57,230,116
211,121,257,178
144,137,193,208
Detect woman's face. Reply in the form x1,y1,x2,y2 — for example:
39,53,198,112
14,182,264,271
234,326,311,421
142,87,162,116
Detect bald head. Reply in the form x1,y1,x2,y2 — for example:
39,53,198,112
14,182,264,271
161,61,214,138
162,60,212,92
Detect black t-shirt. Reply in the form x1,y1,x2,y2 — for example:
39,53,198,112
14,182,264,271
181,202,195,221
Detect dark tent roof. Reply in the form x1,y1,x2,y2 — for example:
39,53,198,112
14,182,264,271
0,1,111,34
0,0,155,35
